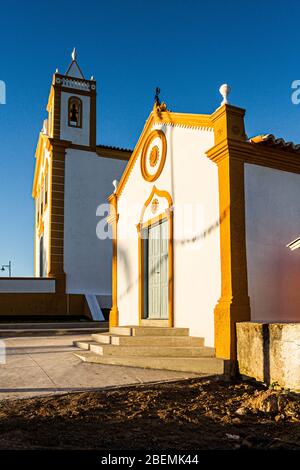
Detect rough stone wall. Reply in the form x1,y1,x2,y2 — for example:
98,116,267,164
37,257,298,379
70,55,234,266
236,322,300,391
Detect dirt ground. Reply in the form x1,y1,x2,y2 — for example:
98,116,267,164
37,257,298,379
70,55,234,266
0,377,300,450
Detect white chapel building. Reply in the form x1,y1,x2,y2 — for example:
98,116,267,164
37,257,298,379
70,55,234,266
74,88,300,390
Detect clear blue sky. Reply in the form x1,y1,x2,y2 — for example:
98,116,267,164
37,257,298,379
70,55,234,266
0,0,300,276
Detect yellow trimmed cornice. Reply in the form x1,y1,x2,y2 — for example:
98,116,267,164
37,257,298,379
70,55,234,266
153,111,213,129
207,138,300,174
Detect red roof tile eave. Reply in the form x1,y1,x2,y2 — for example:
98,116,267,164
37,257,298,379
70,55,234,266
248,134,300,154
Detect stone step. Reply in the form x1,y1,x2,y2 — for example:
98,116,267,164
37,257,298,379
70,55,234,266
90,344,215,358
74,352,227,375
73,341,212,358
91,333,205,347
110,326,189,337
73,340,99,350
91,333,112,344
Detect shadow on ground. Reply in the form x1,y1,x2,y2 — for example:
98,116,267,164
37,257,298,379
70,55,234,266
0,377,299,450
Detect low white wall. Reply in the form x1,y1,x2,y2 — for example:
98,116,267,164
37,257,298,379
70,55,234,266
237,322,300,391
0,279,55,293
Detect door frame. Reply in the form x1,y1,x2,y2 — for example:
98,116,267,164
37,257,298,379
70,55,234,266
137,187,173,327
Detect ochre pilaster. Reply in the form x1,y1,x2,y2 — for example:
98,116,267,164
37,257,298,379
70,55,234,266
46,139,69,293
211,104,246,145
207,104,251,360
107,193,119,328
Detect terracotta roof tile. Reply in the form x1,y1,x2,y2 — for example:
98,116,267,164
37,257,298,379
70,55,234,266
249,134,300,153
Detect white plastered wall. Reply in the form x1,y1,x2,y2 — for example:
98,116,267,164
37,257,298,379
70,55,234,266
117,124,221,346
60,92,90,146
245,163,300,322
64,149,127,296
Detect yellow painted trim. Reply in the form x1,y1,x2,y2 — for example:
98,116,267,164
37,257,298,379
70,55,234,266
107,193,119,328
137,226,143,326
137,187,173,327
139,185,173,224
141,130,167,182
153,111,213,129
206,105,251,361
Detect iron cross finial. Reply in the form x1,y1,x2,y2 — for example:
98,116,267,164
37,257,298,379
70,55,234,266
154,87,161,105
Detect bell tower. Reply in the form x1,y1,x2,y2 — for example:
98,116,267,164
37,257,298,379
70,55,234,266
33,49,130,298
33,49,97,293
47,48,96,149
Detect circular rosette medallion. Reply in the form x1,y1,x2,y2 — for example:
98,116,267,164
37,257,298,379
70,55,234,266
141,130,167,182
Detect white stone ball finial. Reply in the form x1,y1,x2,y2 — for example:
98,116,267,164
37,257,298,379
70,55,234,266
219,83,231,106
112,179,118,193
71,47,77,61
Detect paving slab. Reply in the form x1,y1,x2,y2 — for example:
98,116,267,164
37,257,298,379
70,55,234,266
0,335,200,400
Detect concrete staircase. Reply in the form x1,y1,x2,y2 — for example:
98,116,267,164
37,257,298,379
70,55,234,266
73,326,228,375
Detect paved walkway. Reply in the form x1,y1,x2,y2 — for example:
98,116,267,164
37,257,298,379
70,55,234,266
0,335,199,400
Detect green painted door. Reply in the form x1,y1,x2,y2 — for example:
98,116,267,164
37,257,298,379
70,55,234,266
147,220,169,319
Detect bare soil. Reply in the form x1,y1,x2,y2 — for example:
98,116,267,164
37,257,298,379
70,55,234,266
0,377,299,450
